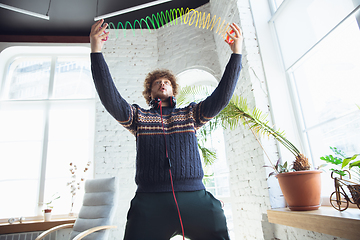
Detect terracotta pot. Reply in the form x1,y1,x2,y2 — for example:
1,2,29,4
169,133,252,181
276,170,322,211
44,209,52,213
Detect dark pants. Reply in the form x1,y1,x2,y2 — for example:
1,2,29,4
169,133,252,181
123,190,230,240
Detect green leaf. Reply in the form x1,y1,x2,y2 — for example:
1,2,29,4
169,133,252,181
320,155,342,165
330,168,347,176
275,161,289,173
341,157,352,169
330,146,347,158
283,161,288,170
342,154,359,169
350,160,360,169
198,143,216,166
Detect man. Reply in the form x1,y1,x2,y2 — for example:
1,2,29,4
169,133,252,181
90,19,243,240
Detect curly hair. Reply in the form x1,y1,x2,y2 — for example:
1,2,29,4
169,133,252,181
142,69,179,105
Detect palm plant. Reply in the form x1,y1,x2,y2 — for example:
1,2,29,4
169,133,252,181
217,95,310,174
178,84,311,174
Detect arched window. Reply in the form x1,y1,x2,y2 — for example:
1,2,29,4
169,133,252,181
0,46,95,221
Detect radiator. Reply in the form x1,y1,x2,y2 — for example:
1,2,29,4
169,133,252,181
0,232,55,240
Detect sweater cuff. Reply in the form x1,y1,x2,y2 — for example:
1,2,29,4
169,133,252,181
90,52,103,58
231,53,242,58
230,53,242,66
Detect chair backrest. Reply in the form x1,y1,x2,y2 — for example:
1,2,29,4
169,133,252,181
70,177,117,240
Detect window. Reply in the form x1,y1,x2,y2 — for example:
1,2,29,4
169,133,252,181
0,47,95,221
268,0,360,198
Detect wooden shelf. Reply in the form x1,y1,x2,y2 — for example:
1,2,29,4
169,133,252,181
267,206,360,240
0,218,76,234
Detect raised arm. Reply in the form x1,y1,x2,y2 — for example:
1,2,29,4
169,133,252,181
90,20,135,128
196,23,243,122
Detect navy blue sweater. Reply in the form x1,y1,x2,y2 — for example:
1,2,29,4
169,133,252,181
91,53,242,192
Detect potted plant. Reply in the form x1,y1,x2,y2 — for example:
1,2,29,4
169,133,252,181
43,193,60,221
218,95,322,210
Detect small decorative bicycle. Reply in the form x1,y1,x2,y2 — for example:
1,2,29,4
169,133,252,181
330,170,360,211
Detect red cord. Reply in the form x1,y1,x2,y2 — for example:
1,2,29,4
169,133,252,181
159,101,185,240
169,169,185,240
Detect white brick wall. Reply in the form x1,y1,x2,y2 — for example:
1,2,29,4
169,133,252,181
156,4,222,80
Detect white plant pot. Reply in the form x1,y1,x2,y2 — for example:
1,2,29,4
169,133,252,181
44,211,52,221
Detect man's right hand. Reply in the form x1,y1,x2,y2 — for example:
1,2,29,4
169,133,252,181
90,19,110,53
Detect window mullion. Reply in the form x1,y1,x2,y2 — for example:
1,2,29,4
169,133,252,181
37,56,56,215
48,56,57,98
267,0,292,22
286,71,313,165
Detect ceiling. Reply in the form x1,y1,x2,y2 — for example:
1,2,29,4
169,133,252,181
0,0,209,38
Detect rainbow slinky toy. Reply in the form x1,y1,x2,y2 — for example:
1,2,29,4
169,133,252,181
106,7,233,40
